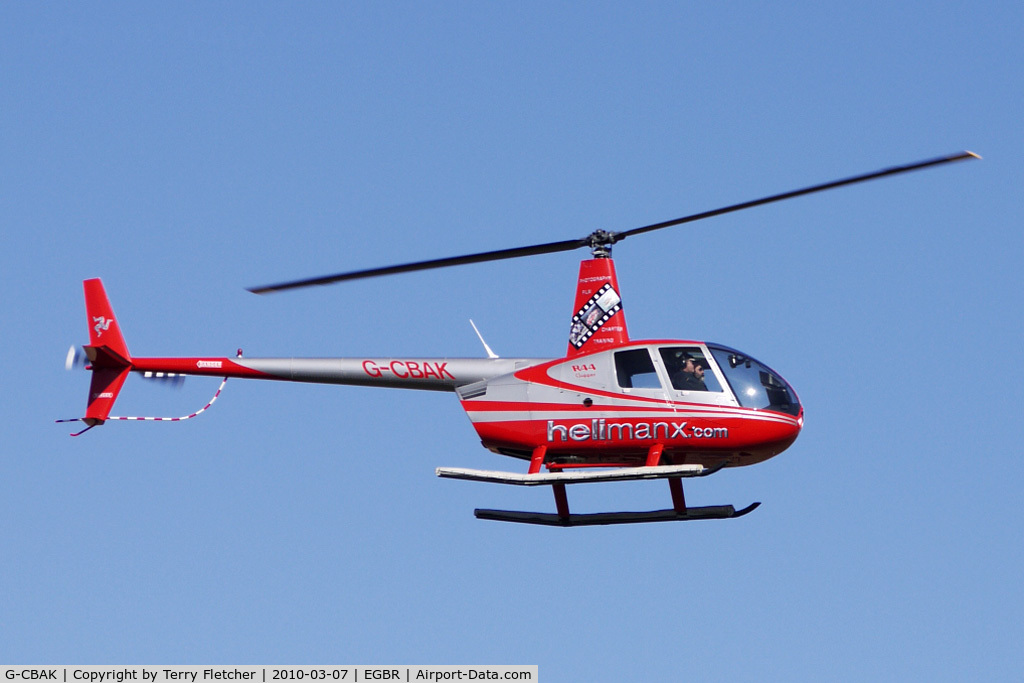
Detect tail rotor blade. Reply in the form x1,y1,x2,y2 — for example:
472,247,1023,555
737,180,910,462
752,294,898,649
65,345,87,371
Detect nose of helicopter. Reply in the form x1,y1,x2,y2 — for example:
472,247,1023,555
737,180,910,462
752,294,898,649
705,345,803,464
791,405,804,442
746,403,802,465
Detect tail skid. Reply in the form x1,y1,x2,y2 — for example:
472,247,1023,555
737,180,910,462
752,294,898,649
54,418,102,437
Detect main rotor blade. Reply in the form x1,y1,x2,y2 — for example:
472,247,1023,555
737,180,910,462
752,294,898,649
617,151,980,240
249,150,978,294
248,237,587,294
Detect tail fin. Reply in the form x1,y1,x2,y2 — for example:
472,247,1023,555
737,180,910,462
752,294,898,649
84,278,131,362
79,279,134,429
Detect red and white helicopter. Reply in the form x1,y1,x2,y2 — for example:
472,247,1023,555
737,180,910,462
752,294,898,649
61,152,977,526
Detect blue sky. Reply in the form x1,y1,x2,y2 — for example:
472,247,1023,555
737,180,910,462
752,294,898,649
2,3,1022,680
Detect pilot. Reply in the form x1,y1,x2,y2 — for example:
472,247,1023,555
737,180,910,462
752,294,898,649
672,356,708,391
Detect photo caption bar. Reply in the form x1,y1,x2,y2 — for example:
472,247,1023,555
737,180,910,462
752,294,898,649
1,667,537,683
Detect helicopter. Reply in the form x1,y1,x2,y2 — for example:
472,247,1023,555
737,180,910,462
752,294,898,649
60,151,978,526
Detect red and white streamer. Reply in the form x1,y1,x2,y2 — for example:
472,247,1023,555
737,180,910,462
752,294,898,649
109,377,229,422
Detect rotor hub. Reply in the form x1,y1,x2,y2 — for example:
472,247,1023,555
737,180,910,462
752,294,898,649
587,230,620,258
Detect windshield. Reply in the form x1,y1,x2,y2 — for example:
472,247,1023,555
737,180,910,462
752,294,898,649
708,345,800,416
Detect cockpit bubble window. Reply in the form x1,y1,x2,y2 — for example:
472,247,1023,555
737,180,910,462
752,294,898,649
708,345,800,416
614,349,661,389
660,347,723,392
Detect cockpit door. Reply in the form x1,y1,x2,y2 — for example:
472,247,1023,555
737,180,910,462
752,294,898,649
658,345,739,407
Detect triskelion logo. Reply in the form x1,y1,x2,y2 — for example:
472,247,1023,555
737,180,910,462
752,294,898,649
92,316,112,337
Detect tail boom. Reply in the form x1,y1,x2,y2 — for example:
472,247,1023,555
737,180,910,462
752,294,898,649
65,279,549,435
130,356,541,391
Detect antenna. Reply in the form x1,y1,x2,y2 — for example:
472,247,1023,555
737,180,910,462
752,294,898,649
469,320,499,359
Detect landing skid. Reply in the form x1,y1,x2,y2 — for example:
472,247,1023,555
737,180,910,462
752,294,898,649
475,502,760,527
437,458,759,526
